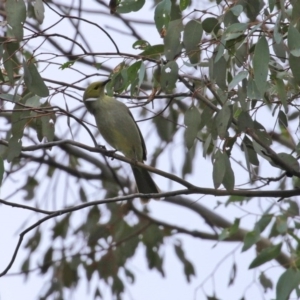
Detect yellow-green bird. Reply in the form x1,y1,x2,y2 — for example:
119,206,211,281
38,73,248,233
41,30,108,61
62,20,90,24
83,79,159,197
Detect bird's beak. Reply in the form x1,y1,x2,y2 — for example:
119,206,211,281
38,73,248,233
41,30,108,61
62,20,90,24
85,98,98,102
103,78,111,85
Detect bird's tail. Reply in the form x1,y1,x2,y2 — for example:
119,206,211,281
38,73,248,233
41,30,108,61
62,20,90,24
131,166,160,201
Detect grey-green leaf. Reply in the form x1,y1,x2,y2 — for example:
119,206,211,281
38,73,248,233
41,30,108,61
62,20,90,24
249,243,282,269
164,19,182,60
288,26,300,57
213,150,226,189
6,0,26,41
215,105,232,139
154,0,171,33
276,269,300,300
289,54,300,85
161,61,178,92
34,0,45,24
117,0,145,14
222,153,235,190
253,36,269,96
224,23,248,41
183,20,203,65
228,71,248,91
23,60,49,97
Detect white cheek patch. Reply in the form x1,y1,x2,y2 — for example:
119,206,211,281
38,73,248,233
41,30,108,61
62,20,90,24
85,98,98,102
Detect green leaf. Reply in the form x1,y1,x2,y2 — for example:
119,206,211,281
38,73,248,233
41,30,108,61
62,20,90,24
174,243,195,283
256,214,273,233
275,78,287,112
183,20,203,65
231,5,243,16
179,0,190,11
212,56,227,90
276,153,299,173
219,218,240,240
276,269,300,300
213,150,226,189
237,111,254,132
132,40,150,50
184,105,201,149
59,61,75,70
286,200,299,216
25,229,41,252
139,44,164,59
23,60,49,97
23,176,39,201
41,247,53,274
224,23,248,41
276,215,288,234
7,136,22,162
52,215,70,239
3,47,15,84
164,19,182,60
288,26,300,57
278,110,288,128
161,61,178,92
154,0,171,33
215,105,232,139
6,0,26,41
259,272,273,292
289,54,300,85
202,17,220,34
242,229,260,252
203,133,212,158
117,0,145,13
249,243,282,269
222,153,235,190
253,36,269,96
228,71,248,91
34,0,45,24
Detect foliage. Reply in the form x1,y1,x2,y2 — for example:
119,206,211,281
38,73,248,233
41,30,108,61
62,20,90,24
1,0,300,299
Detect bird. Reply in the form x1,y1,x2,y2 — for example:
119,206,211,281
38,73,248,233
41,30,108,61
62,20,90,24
83,79,160,199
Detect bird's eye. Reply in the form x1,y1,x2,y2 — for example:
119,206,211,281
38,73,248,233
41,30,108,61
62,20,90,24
93,85,100,90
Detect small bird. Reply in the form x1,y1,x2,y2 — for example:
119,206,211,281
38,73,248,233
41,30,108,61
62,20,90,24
83,79,160,198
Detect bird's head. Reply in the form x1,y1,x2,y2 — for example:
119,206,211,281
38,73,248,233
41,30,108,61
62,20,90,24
83,79,111,102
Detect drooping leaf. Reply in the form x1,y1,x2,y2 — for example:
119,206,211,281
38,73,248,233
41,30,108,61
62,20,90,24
213,150,226,189
253,36,269,96
184,105,201,149
117,0,145,13
228,71,248,91
23,60,49,97
289,54,300,85
276,269,300,300
222,153,235,190
6,0,26,41
202,17,220,35
237,111,254,132
34,0,45,24
249,243,282,269
215,105,232,139
139,44,164,59
164,19,182,60
183,20,203,65
154,0,171,34
288,26,300,57
224,23,248,41
179,0,190,11
160,61,178,92
242,229,260,252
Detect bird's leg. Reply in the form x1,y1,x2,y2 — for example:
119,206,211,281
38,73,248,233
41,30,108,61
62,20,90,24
106,148,118,160
95,144,117,160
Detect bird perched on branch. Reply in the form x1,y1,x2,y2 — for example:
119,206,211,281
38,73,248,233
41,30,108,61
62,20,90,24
83,79,160,200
